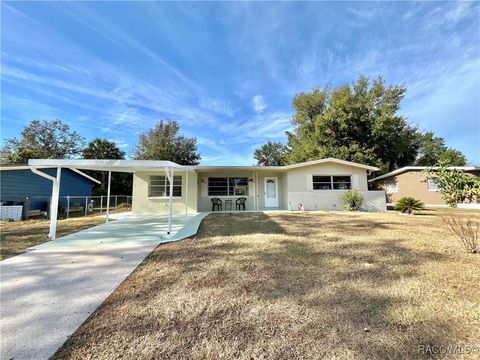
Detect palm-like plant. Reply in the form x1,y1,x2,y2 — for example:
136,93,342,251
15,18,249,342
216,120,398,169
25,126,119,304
82,138,126,189
394,197,425,215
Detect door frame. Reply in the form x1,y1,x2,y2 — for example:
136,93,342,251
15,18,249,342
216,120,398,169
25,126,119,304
264,176,279,208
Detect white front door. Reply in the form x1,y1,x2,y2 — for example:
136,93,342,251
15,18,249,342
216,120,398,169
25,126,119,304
264,177,278,208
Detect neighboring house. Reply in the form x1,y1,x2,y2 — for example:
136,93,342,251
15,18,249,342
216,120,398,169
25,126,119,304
131,158,386,213
0,165,100,216
370,166,480,206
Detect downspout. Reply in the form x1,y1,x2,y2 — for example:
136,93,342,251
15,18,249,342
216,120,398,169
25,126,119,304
252,171,256,211
255,172,259,211
185,171,189,218
105,171,112,223
31,166,62,239
165,167,174,238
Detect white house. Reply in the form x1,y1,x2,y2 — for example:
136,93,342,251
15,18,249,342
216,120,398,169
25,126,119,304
28,157,386,239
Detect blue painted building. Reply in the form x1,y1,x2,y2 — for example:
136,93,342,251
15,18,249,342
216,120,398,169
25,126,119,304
0,166,100,214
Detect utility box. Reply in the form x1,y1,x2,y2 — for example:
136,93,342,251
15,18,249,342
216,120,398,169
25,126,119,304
0,205,23,221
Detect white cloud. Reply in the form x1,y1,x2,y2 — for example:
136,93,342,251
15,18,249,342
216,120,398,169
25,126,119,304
252,95,267,113
108,138,130,148
198,96,234,117
346,6,376,22
216,111,292,144
428,1,476,29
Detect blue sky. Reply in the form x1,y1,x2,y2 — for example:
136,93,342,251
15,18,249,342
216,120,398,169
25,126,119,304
1,1,479,165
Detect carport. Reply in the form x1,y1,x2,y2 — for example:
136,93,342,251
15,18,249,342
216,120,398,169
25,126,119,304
28,159,194,239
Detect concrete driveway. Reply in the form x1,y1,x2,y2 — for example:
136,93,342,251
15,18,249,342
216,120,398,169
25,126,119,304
0,212,207,360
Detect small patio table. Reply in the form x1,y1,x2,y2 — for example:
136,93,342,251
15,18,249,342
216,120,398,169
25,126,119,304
224,199,233,211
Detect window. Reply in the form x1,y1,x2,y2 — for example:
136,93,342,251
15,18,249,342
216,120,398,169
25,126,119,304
208,177,228,196
385,181,398,193
333,176,351,190
313,175,351,190
208,177,249,196
427,179,439,192
313,176,333,190
229,177,248,196
149,175,182,197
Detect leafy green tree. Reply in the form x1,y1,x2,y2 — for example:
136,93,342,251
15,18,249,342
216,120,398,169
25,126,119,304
285,76,421,172
254,141,288,166
437,149,467,166
82,139,130,194
134,120,201,165
416,132,466,166
427,162,480,207
286,87,330,164
1,119,84,163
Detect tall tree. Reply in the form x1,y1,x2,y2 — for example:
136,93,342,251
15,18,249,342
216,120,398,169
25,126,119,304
1,119,84,164
254,141,288,166
134,120,201,165
82,139,129,194
415,132,466,166
82,138,126,161
284,76,422,172
438,149,467,166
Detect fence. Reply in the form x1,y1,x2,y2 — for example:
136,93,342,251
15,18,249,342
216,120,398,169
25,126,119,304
20,195,132,219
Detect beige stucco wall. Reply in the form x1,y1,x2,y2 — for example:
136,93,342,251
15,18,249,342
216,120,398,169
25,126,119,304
286,163,369,192
375,170,444,205
132,171,197,214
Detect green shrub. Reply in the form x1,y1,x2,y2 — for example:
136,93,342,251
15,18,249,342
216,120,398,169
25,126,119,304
394,197,425,214
341,190,364,211
426,162,480,207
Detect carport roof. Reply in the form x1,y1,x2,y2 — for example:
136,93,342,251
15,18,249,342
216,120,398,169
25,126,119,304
28,159,195,172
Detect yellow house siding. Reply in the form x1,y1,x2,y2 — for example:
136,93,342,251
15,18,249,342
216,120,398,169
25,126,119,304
196,170,256,211
132,171,197,214
131,162,376,213
195,170,288,211
255,172,287,210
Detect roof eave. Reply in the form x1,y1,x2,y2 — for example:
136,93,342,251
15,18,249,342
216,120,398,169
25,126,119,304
283,158,380,171
28,159,195,172
369,165,480,182
0,164,101,184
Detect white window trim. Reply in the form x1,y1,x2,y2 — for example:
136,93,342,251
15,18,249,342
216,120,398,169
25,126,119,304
426,179,439,192
312,175,352,191
207,177,249,197
148,175,182,198
385,181,398,193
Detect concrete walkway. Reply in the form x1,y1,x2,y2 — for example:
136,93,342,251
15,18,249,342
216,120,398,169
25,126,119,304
0,212,208,360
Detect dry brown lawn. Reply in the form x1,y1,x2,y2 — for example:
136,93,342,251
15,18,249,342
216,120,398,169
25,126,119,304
54,210,480,359
0,217,104,260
